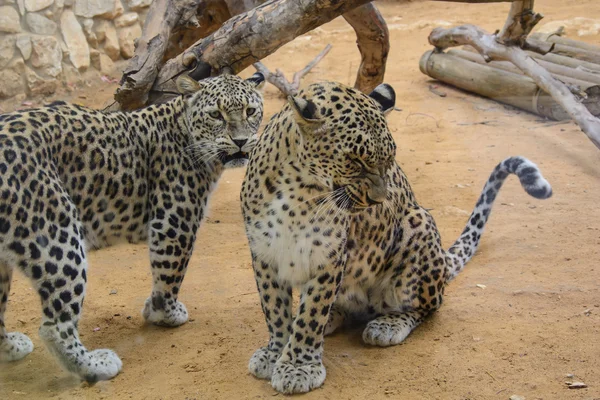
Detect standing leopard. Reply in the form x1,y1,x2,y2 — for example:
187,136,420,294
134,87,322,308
0,72,265,382
240,81,552,394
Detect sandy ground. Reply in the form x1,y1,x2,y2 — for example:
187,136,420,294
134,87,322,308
1,1,600,399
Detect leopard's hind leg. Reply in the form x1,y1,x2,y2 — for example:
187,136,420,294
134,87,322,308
5,172,122,381
0,262,34,362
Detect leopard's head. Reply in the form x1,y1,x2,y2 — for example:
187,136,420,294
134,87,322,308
177,72,265,169
288,81,396,210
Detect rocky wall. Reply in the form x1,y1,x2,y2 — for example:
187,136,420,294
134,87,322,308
0,0,152,100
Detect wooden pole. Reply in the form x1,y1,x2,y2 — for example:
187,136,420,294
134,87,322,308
449,49,599,89
526,51,600,74
527,38,600,65
530,32,600,54
420,50,570,120
459,47,600,86
428,0,600,150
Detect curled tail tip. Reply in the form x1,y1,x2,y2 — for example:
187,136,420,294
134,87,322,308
524,178,552,199
504,156,553,200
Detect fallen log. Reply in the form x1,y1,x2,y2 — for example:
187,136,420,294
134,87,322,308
530,32,600,54
449,48,598,89
527,38,600,65
420,50,571,120
428,0,600,150
526,51,600,74
458,47,600,85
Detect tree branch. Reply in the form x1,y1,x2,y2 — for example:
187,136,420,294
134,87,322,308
343,3,389,93
148,0,373,105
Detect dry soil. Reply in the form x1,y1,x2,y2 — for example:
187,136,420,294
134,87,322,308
1,1,599,399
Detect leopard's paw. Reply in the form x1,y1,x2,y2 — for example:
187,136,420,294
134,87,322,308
248,347,280,379
362,319,411,346
0,332,34,362
271,360,326,394
142,297,188,327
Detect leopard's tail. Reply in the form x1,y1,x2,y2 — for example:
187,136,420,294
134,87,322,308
445,156,552,282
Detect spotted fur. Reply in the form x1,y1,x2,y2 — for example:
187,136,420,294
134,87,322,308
0,73,265,381
240,81,552,394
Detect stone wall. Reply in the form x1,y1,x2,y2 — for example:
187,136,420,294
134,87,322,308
0,0,152,100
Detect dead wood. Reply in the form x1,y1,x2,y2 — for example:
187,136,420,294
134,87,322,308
146,0,376,106
428,1,600,150
254,45,332,97
113,0,206,110
343,3,390,93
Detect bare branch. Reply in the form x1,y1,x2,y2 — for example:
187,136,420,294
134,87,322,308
292,44,333,89
254,44,332,97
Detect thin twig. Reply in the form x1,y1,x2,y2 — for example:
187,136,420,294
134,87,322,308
292,44,333,88
254,44,332,96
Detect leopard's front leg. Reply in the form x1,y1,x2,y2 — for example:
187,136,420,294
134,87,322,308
248,256,293,380
271,257,345,394
142,196,201,327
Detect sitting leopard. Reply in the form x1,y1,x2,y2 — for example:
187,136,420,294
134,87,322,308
240,81,552,394
0,72,264,382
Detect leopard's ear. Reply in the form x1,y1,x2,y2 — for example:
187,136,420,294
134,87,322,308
288,96,321,123
176,75,204,95
369,83,396,115
246,72,265,91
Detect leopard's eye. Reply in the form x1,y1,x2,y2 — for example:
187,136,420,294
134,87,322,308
209,110,223,120
246,107,256,117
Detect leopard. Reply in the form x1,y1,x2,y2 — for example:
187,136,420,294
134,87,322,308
0,72,265,382
240,80,552,394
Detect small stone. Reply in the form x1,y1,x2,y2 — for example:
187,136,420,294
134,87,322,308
24,0,53,12
509,396,525,400
25,66,58,96
94,19,109,42
114,12,137,27
566,381,587,389
565,374,574,379
109,289,117,295
16,0,26,15
0,35,16,69
61,10,90,70
126,0,150,11
16,34,32,60
99,0,123,19
25,12,58,35
81,18,98,48
30,35,62,77
117,22,141,59
74,0,115,18
0,6,22,33
476,284,487,289
90,49,114,73
102,22,120,60
61,63,83,87
0,69,25,99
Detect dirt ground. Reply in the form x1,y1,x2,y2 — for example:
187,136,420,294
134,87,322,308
1,1,600,399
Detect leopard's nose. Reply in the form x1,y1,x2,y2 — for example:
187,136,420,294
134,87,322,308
233,139,247,149
365,172,387,204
